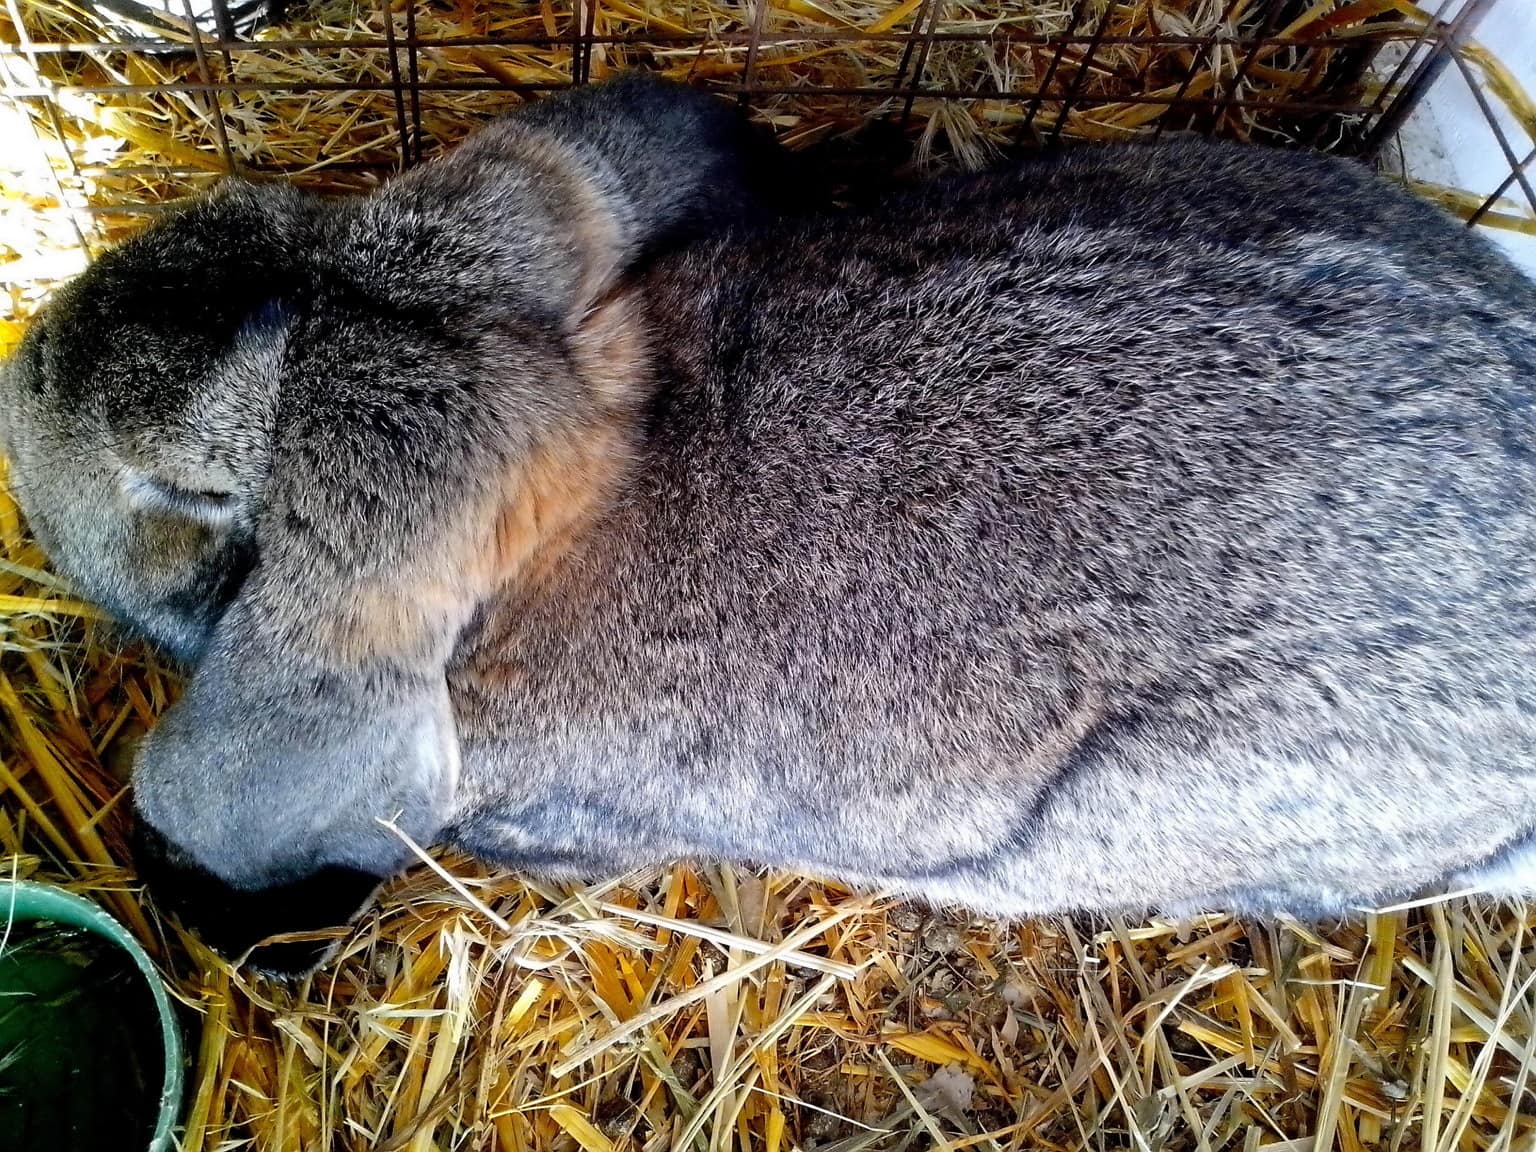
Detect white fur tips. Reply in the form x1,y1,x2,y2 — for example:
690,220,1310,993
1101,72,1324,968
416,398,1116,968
1452,837,1536,899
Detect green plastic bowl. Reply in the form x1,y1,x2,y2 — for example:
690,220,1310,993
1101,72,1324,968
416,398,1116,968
0,879,185,1152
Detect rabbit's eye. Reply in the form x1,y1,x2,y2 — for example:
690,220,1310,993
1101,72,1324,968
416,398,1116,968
120,468,236,530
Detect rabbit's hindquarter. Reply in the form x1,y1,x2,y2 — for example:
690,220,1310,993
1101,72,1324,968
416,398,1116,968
448,142,1536,919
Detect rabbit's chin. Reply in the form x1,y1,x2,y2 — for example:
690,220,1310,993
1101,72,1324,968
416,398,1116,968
131,817,386,979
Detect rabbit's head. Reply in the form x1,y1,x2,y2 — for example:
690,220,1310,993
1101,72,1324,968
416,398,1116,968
1,182,317,663
1,73,774,975
1,180,452,975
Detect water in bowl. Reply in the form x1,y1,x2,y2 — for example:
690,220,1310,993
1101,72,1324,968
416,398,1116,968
0,918,165,1152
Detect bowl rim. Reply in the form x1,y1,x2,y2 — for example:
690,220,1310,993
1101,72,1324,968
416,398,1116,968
0,877,185,1152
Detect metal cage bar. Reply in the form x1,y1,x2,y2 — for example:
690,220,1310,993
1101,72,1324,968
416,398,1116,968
0,0,1527,245
1451,48,1536,218
1359,0,1500,155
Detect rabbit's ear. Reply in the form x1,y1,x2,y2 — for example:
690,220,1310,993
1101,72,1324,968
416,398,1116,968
384,74,773,323
129,593,458,966
508,72,776,263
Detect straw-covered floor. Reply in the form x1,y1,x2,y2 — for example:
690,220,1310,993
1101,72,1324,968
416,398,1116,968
3,2,1536,1149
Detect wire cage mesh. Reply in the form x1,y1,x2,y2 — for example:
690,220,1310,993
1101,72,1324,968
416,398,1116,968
0,0,1531,247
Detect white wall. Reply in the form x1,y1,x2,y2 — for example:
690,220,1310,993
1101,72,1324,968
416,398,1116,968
1395,0,1536,277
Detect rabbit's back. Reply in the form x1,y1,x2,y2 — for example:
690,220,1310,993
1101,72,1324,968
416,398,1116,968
449,141,1536,916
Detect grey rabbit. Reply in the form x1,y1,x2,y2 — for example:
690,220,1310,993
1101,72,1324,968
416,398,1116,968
4,72,1536,978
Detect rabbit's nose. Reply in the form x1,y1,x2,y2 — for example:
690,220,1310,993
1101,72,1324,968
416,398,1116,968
131,816,383,979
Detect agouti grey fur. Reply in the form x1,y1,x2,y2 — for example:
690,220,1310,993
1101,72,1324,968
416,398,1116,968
4,73,1535,975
